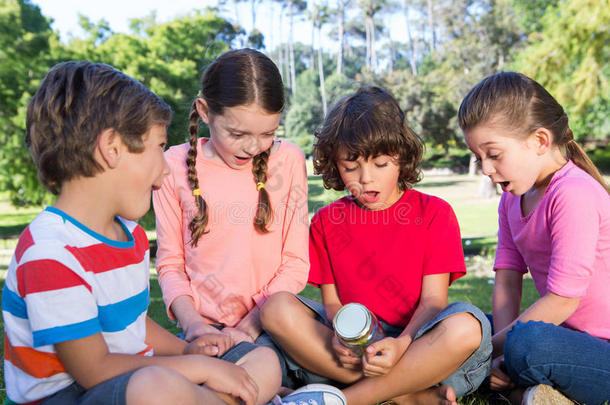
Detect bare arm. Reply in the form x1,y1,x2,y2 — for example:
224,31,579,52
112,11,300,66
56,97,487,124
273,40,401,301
235,306,262,341
395,273,449,352
320,283,343,323
171,295,223,340
491,269,523,356
492,291,580,356
55,322,258,403
56,332,221,389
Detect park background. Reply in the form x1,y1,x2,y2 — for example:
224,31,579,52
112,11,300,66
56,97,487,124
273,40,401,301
0,0,609,403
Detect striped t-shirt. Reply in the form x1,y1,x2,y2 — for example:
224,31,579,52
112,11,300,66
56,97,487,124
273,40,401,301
2,207,152,404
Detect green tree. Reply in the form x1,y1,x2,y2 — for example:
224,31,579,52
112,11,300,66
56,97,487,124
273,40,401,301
0,6,239,206
284,69,323,155
513,0,610,141
0,0,55,205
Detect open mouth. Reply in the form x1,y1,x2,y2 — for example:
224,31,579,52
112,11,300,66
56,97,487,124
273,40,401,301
499,181,510,191
361,191,380,203
234,156,251,165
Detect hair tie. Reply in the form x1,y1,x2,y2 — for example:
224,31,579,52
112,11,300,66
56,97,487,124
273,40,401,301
257,182,265,191
193,188,200,196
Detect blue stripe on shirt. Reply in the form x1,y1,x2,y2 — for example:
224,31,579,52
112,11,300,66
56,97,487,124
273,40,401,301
2,287,27,319
98,288,150,332
31,288,149,346
33,318,102,347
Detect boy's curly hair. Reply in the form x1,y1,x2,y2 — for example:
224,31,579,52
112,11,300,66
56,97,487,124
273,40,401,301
26,61,172,195
314,86,423,191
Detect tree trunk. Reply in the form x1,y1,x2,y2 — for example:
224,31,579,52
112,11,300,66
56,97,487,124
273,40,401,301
370,15,377,71
468,153,477,177
251,0,256,29
310,21,315,69
317,27,327,117
289,4,297,95
478,175,498,199
364,15,371,69
404,0,417,75
364,15,373,70
337,2,344,75
278,8,285,83
426,0,436,51
388,39,394,73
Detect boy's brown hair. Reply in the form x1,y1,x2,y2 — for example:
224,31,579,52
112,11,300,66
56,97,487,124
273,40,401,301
26,60,172,194
314,86,423,191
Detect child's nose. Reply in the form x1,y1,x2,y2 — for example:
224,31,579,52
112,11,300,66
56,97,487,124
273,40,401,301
360,166,373,183
481,159,495,176
243,137,261,155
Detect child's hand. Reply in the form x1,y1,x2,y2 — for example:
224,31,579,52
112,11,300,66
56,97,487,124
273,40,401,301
331,335,361,369
184,333,234,357
204,359,259,405
222,327,255,344
490,355,514,391
184,320,216,342
362,337,407,377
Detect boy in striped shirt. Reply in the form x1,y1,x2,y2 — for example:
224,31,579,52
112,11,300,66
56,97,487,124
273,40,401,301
2,61,282,405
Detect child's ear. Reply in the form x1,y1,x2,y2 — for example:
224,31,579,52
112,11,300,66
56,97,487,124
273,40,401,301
96,128,123,169
532,127,553,155
195,98,211,124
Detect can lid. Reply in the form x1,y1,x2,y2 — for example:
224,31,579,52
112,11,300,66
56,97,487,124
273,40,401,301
333,303,371,340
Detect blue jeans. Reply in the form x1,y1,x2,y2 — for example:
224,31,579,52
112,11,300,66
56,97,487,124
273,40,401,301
504,320,610,405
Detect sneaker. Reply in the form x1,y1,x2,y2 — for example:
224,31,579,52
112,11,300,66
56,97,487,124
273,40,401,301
269,384,347,405
522,384,574,405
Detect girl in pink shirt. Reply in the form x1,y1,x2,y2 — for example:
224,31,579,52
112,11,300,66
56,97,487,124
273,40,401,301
459,72,610,405
153,49,346,404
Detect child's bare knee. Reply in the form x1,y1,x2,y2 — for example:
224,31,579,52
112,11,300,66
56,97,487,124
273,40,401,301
127,366,185,405
236,346,282,403
260,291,301,329
440,312,483,352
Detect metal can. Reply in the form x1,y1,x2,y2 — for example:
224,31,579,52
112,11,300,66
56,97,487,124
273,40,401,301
332,303,385,356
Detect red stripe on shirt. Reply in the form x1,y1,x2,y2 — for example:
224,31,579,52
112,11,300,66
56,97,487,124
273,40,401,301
4,333,66,379
16,259,92,296
64,226,149,274
15,227,34,263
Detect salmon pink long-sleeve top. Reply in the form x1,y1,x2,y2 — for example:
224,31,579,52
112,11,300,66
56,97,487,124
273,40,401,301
153,139,309,326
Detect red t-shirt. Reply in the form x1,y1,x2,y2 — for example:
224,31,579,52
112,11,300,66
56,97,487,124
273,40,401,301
308,189,466,327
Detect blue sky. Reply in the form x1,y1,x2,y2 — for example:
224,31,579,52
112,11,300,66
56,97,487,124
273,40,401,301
34,0,325,51
33,0,408,53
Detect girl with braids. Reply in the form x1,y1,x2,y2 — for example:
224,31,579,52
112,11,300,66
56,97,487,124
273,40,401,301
152,49,346,403
459,72,610,405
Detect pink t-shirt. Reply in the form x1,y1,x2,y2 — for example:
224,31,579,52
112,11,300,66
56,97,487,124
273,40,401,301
308,189,466,327
153,139,309,326
494,161,610,339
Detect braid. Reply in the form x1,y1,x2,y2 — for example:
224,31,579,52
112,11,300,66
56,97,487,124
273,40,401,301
252,148,272,232
186,101,209,246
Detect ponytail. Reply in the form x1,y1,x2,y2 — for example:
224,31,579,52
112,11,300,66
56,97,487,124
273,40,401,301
459,72,608,194
252,149,272,232
186,101,209,247
563,129,609,193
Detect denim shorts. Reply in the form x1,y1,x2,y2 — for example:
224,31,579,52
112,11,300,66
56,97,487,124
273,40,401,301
281,297,492,397
39,341,258,405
